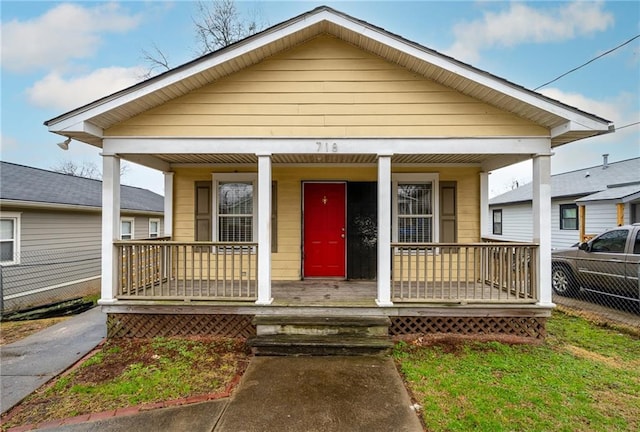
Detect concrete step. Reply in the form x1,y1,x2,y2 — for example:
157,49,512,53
248,334,394,356
253,315,390,337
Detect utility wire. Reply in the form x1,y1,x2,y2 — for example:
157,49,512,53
615,121,640,131
534,34,640,90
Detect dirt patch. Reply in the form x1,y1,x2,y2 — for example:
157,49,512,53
0,317,69,346
1,336,251,430
394,333,541,354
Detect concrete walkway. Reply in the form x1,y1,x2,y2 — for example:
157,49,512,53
2,309,424,431
1,307,106,413
41,356,424,432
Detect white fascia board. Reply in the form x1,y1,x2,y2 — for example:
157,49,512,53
103,137,550,156
50,119,104,137
0,199,163,216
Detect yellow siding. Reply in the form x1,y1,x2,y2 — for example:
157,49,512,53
172,166,480,280
106,36,547,138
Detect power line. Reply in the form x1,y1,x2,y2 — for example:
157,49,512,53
534,34,640,91
616,121,640,131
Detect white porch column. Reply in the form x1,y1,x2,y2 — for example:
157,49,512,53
100,154,120,304
256,153,273,305
163,172,174,238
376,154,393,306
533,153,553,306
480,171,490,238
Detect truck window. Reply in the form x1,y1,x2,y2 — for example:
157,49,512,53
590,229,628,253
634,231,640,255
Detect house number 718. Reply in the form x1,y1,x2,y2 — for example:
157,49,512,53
316,142,338,153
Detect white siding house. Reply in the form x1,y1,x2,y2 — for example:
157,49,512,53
488,156,640,249
0,162,164,313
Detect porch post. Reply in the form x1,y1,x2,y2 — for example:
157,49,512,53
533,153,553,306
256,153,273,305
480,171,489,238
100,154,120,304
163,172,174,237
376,153,393,306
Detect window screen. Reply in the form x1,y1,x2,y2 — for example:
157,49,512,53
218,182,253,242
397,183,433,243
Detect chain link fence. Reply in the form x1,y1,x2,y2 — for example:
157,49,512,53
1,248,101,316
552,258,640,330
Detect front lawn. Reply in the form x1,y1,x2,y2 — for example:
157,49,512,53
395,311,640,432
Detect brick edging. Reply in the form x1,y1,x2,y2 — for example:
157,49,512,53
5,372,244,432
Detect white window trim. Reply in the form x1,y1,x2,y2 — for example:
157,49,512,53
391,173,439,244
149,218,161,238
0,212,21,265
211,173,258,244
120,217,135,240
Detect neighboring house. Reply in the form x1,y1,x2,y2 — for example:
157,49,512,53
44,7,612,341
0,161,164,313
488,156,640,249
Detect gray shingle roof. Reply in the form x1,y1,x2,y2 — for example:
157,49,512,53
0,161,163,212
489,157,640,205
575,183,640,203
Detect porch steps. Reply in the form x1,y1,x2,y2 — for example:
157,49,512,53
248,315,393,356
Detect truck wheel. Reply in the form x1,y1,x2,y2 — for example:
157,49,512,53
552,266,577,296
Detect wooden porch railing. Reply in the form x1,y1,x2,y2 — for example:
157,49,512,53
116,241,258,300
391,242,538,303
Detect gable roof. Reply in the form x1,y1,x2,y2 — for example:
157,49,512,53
0,161,164,213
489,157,640,205
46,6,612,148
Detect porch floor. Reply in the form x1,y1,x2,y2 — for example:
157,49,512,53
118,279,536,306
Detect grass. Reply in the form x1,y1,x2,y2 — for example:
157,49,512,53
394,310,640,432
1,336,250,429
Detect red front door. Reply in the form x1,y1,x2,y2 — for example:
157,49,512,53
303,182,346,278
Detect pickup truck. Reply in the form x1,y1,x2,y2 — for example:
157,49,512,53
551,224,640,303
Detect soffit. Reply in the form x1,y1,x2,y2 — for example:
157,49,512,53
149,153,492,165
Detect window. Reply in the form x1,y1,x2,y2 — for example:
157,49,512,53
392,174,439,243
212,174,257,243
149,219,160,238
560,204,578,230
120,218,134,240
492,209,503,235
590,229,628,253
0,213,20,265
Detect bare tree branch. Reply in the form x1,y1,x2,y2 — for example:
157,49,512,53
140,43,172,79
51,160,129,180
139,0,266,79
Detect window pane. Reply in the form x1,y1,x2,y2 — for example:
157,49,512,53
121,221,132,235
219,183,253,215
398,217,432,243
219,216,253,242
1,219,14,240
398,184,432,215
591,230,628,253
0,241,13,261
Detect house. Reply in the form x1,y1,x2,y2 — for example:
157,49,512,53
488,156,640,249
0,161,164,313
44,7,613,341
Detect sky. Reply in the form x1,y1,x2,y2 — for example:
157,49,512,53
1,0,639,197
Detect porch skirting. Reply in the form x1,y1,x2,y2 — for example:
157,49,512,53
104,307,548,340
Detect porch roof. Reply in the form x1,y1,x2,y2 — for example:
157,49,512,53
46,7,612,151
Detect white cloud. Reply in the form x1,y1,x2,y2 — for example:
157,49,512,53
26,66,145,111
448,1,614,63
0,134,20,153
1,3,140,73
